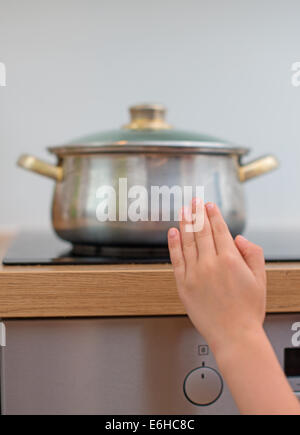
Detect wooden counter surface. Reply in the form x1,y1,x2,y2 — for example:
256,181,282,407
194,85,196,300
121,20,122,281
0,233,300,318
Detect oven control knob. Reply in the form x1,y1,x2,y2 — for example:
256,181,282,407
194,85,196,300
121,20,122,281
183,366,223,406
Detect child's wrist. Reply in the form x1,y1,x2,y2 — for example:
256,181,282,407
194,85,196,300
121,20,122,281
209,323,266,365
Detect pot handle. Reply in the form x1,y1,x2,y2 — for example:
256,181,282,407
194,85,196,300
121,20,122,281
238,155,279,182
17,155,63,182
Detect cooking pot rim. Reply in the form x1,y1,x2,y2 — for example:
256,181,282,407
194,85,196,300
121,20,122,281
48,141,249,156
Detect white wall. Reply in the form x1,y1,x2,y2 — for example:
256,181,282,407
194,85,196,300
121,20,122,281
0,0,300,231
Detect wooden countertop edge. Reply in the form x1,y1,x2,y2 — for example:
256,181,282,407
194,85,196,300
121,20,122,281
0,233,300,318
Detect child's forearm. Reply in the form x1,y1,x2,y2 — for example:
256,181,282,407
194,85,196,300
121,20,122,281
214,327,300,415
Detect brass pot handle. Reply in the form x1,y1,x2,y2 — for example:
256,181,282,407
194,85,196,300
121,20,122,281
17,155,63,182
238,155,279,182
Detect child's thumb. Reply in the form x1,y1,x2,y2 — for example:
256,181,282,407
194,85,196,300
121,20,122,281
235,235,266,284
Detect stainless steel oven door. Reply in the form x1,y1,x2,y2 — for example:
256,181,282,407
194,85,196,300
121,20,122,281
1,314,299,415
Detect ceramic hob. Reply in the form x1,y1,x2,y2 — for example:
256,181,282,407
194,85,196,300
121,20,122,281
3,228,300,266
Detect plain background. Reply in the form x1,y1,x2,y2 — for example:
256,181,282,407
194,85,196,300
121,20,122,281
0,0,299,232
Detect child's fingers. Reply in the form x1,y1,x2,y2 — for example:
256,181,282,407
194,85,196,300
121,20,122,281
179,205,198,263
205,202,237,254
168,227,185,282
235,235,266,285
192,198,216,256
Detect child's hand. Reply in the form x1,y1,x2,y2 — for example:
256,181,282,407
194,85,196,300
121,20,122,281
168,199,266,355
168,200,300,415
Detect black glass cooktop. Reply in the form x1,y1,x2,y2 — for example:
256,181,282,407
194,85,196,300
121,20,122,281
3,231,171,265
3,229,300,266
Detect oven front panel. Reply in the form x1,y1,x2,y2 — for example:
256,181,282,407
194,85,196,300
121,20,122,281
1,314,300,415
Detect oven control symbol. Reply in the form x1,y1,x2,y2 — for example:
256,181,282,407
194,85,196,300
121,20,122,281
198,345,209,356
183,366,223,406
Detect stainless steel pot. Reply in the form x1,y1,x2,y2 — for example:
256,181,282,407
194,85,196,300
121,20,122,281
17,104,279,247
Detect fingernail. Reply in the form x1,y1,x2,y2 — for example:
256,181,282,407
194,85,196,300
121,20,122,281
169,228,178,238
237,235,248,242
206,202,215,211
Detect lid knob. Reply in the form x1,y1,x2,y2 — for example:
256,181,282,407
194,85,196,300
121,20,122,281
123,104,172,130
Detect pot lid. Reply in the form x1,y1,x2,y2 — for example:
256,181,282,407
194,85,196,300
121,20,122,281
49,104,249,156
